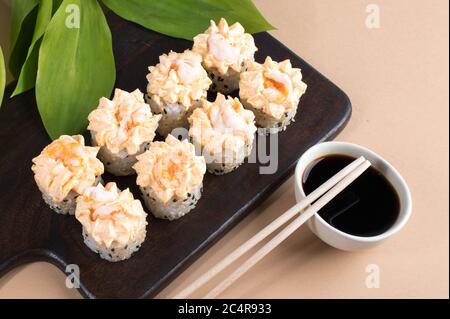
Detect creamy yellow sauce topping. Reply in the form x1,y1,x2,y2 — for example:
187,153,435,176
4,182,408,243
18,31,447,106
134,135,206,204
88,89,161,155
147,50,211,109
193,18,257,74
240,57,307,119
32,135,104,202
189,93,256,154
75,182,147,249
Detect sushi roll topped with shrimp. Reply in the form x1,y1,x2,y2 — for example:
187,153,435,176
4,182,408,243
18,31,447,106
239,57,307,134
134,135,206,220
32,135,104,215
75,182,147,262
88,88,161,176
189,93,257,175
193,18,257,94
146,49,211,137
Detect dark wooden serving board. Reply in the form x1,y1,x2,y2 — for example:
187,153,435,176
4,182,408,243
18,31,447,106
0,13,351,299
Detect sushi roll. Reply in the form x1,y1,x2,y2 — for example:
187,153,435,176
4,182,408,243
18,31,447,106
75,182,147,262
193,18,257,94
239,57,307,134
31,135,104,215
88,88,161,176
146,50,211,137
189,93,257,175
133,135,206,220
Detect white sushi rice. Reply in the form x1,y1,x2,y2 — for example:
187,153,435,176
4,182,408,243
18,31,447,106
91,132,151,176
146,94,201,137
204,158,243,175
41,176,103,215
82,227,146,262
207,67,241,94
140,184,203,221
241,100,298,135
191,137,252,175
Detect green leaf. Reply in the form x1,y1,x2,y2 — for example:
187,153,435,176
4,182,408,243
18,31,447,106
52,0,64,12
36,0,116,139
0,47,5,107
101,0,274,40
12,0,54,97
9,0,40,78
212,0,276,34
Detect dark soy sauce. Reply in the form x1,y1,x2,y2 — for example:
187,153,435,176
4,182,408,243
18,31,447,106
302,155,400,237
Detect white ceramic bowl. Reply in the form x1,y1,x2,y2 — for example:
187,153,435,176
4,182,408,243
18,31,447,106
294,141,412,251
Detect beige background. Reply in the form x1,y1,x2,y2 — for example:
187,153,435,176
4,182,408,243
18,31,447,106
0,0,448,298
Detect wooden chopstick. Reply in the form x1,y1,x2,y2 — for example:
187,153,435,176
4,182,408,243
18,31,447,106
174,156,369,299
203,159,371,298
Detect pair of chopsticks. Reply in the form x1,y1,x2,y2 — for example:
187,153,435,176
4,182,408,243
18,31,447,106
174,156,371,299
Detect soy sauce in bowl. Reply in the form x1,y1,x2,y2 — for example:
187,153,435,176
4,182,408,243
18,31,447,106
302,155,400,237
